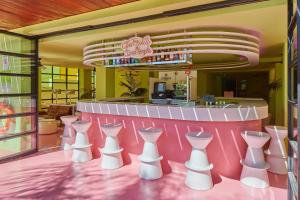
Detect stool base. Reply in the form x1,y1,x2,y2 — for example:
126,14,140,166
101,152,123,169
240,165,269,189
72,147,92,163
139,161,163,180
61,136,73,150
185,169,213,190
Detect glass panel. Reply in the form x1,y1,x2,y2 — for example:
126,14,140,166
41,74,52,82
41,100,52,109
41,66,52,74
57,93,67,99
53,83,66,92
0,134,35,159
292,27,297,61
41,82,52,91
0,33,33,55
0,56,33,74
57,99,67,104
0,114,36,136
53,74,66,82
293,67,297,100
0,97,35,116
68,68,78,75
68,75,78,82
0,76,31,94
68,84,78,90
53,66,66,75
41,91,52,99
70,100,78,104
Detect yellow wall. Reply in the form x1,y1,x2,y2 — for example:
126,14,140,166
79,68,92,97
269,43,288,126
197,71,222,98
95,67,115,99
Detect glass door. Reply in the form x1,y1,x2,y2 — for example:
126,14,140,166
0,31,38,162
288,0,299,199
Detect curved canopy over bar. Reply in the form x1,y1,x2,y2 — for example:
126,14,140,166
83,30,260,70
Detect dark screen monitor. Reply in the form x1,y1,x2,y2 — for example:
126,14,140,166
154,82,166,94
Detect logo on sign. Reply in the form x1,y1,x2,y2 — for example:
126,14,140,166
121,35,153,58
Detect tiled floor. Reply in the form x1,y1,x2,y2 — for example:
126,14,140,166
0,150,287,200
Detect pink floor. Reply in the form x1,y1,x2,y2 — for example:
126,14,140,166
0,150,287,200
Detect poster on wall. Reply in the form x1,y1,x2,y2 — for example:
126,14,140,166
2,55,9,70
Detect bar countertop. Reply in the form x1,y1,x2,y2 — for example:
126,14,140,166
77,98,268,122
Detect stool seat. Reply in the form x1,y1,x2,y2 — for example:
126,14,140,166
265,126,287,139
186,132,213,149
101,122,123,137
72,121,92,133
61,115,78,125
241,131,270,148
139,127,163,142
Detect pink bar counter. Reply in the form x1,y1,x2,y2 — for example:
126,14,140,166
77,99,268,180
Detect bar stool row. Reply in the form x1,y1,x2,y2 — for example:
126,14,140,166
60,116,288,190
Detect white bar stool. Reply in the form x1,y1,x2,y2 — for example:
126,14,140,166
264,126,288,174
60,115,78,150
71,120,92,163
185,132,214,190
138,127,163,180
100,122,124,169
240,131,270,188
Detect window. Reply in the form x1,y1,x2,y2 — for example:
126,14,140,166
41,66,79,110
0,31,38,161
